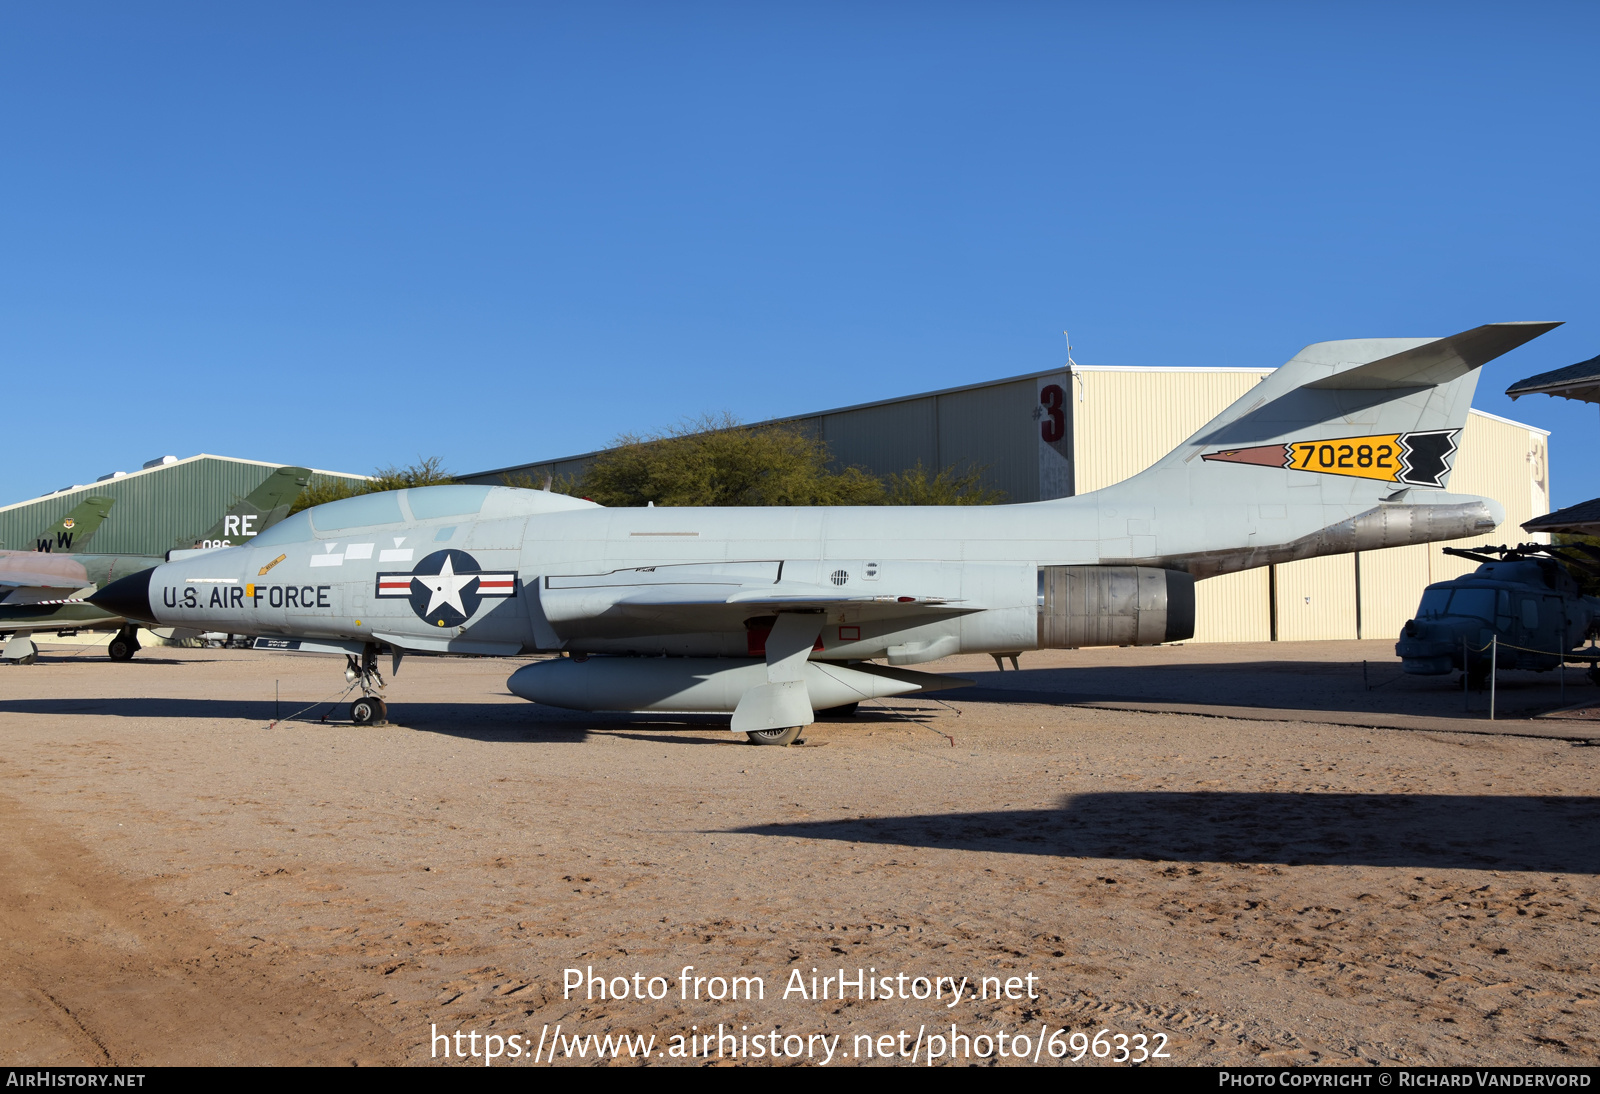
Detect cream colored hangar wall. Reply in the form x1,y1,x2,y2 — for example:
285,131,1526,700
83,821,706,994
1070,367,1275,642
1352,413,1550,640
1067,368,1550,643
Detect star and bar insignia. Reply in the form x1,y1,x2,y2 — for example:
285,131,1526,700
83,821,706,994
375,549,517,628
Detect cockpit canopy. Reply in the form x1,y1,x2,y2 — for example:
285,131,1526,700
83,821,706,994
1415,585,1510,624
249,485,600,546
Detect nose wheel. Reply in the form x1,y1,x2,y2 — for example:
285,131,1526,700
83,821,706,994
344,647,390,725
350,695,388,725
107,626,141,662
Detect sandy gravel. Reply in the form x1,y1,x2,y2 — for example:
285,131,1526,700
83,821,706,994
1,643,1597,1066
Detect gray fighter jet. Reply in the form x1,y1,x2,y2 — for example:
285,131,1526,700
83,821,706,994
93,323,1555,741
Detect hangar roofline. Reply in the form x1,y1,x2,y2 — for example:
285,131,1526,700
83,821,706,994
464,364,1285,482
464,365,1547,483
1,453,370,515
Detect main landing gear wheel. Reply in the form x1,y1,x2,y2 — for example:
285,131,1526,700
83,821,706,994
350,696,388,725
107,628,140,662
746,725,801,747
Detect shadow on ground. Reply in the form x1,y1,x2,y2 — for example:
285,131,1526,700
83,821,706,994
947,660,1600,721
0,695,696,741
0,694,935,741
735,791,1600,872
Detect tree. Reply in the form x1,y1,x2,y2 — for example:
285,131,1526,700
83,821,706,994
509,414,1007,507
882,462,1008,506
578,414,886,507
1555,534,1600,598
289,457,457,514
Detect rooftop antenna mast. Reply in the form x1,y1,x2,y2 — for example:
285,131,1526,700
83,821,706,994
1064,330,1084,402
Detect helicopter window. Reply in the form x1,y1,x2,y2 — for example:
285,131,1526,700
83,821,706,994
1521,599,1538,629
1417,589,1452,618
1498,590,1511,617
1448,589,1497,623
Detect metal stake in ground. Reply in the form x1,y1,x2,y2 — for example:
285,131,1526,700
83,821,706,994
1490,635,1497,722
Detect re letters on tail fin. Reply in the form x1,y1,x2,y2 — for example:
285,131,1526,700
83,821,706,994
187,466,312,549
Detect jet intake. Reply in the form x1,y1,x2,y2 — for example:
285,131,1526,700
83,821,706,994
1037,565,1195,648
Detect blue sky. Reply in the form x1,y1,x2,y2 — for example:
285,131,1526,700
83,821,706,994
3,2,1596,505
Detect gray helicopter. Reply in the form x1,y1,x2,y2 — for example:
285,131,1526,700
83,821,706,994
1396,542,1600,685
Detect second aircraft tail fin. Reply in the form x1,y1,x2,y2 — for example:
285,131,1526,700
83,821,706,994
31,495,115,554
186,466,312,549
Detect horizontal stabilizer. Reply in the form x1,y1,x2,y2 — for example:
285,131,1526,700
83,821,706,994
1307,322,1561,390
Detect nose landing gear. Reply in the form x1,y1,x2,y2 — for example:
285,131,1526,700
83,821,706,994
345,646,390,725
107,626,141,662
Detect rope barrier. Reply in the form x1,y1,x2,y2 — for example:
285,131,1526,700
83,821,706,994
267,679,365,729
1459,636,1600,660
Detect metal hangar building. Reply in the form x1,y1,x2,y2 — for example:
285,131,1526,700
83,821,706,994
0,454,367,559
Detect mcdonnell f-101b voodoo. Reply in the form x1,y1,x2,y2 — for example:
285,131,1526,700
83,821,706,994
91,323,1556,742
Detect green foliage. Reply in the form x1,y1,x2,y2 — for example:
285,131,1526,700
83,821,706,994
881,461,1009,506
528,414,1007,507
289,457,456,514
500,469,584,496
1554,534,1600,598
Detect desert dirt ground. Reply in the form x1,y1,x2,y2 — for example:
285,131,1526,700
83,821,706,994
1,639,1598,1067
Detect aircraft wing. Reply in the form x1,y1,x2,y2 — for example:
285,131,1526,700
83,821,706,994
0,552,91,595
541,575,978,636
620,584,971,612
0,583,95,606
0,572,88,591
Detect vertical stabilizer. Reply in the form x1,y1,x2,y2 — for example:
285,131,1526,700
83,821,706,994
1075,322,1560,577
185,466,312,548
31,495,115,554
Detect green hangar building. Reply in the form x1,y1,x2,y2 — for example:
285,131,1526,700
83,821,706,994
0,454,367,557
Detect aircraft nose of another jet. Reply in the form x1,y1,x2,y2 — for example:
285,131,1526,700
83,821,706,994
89,568,157,624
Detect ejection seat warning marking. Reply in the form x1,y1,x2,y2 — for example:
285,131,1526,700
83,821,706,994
259,553,286,576
1201,429,1459,488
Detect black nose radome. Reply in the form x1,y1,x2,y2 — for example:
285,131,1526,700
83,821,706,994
88,568,156,624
